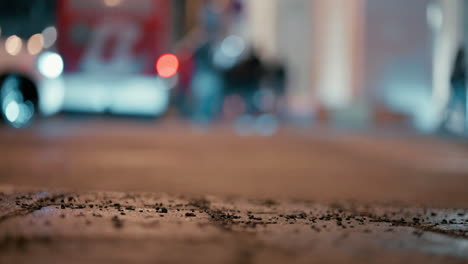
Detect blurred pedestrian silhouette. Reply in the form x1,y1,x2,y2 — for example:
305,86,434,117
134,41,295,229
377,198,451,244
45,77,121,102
223,50,265,114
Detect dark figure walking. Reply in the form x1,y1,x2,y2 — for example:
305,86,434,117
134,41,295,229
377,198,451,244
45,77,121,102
223,51,265,114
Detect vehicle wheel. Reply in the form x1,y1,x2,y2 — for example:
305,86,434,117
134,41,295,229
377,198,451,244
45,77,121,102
0,74,39,128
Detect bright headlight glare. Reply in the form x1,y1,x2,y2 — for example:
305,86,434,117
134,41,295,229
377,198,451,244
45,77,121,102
38,51,64,79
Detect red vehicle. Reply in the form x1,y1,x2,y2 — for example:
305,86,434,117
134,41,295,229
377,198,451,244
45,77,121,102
56,0,177,116
0,0,178,127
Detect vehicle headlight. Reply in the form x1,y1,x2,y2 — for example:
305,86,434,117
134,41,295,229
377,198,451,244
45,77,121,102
37,51,64,79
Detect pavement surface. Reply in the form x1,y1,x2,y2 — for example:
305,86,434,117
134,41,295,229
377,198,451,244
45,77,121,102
0,117,468,263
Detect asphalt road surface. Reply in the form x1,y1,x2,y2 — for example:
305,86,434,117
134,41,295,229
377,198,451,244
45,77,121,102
0,117,467,263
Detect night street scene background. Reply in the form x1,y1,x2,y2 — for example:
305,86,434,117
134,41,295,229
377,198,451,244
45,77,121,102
0,0,468,263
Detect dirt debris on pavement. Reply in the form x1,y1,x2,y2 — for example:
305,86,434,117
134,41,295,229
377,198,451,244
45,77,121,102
0,187,467,264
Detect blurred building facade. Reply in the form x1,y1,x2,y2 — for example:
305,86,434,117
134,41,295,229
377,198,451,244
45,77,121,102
246,0,466,132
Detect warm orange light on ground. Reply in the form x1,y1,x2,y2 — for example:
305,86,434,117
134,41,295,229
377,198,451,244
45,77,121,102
156,53,179,78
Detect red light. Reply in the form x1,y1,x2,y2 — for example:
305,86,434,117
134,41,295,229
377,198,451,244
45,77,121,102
156,53,179,78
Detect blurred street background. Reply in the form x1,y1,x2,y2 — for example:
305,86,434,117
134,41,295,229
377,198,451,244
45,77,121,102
0,0,468,133
0,0,468,263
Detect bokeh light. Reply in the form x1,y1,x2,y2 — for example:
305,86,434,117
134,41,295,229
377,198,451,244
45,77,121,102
5,101,20,123
221,35,245,58
5,35,22,56
42,26,58,49
254,114,278,136
214,35,246,69
27,34,44,55
38,52,64,79
156,53,179,78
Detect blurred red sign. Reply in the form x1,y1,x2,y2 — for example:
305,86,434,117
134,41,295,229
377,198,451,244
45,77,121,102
57,0,170,75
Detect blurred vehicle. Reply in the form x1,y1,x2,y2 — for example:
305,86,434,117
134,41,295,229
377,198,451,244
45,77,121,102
0,0,177,127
